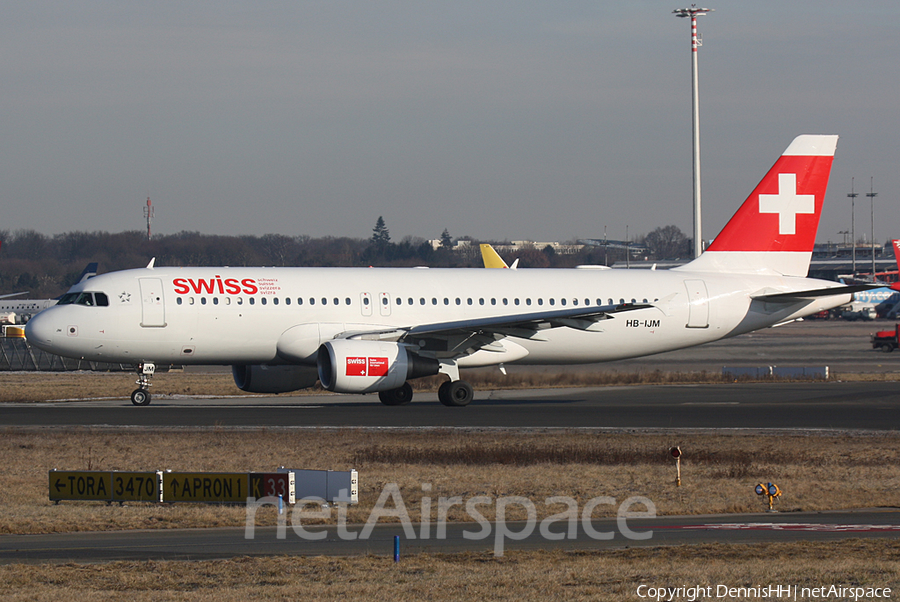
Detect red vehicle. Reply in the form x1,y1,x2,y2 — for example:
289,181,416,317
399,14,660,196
872,324,900,353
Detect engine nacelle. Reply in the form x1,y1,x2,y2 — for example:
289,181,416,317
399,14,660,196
232,364,319,394
317,340,439,394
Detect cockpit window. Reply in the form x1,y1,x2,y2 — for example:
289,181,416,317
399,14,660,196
56,292,108,307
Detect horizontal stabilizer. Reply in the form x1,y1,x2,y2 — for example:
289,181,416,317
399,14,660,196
751,284,877,304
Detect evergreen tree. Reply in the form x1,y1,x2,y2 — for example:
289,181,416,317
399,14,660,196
439,228,453,250
371,216,391,247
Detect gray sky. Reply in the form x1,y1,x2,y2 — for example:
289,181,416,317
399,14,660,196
1,1,897,246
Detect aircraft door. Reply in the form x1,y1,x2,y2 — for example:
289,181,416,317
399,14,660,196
139,278,167,328
360,292,373,317
379,292,391,316
684,279,709,329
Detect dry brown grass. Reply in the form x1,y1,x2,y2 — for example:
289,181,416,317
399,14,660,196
2,367,881,403
1,541,898,601
2,429,899,534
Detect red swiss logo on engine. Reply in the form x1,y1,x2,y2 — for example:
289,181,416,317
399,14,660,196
345,357,367,377
345,357,389,377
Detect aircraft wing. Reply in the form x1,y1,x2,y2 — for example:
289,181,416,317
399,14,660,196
0,292,27,300
339,302,655,355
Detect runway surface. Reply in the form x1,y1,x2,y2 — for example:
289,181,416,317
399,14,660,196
2,381,899,430
3,509,898,565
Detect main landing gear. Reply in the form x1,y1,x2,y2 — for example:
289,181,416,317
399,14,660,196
131,362,155,406
377,379,475,407
438,380,474,407
378,382,413,406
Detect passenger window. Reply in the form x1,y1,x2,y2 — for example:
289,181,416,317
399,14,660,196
420,298,426,305
432,298,437,305
560,299,566,306
503,298,508,305
549,299,555,306
311,298,316,305
346,298,351,305
236,297,243,305
526,299,531,306
284,298,289,305
225,298,232,306
201,298,207,305
189,298,195,305
261,298,267,306
467,298,473,305
396,298,401,305
408,298,414,305
249,298,255,305
273,298,279,305
177,297,183,306
515,299,520,305
443,298,449,305
213,298,219,305
298,298,303,305
333,298,339,305
455,298,461,305
322,298,327,305
382,297,388,305
491,298,496,306
538,299,543,306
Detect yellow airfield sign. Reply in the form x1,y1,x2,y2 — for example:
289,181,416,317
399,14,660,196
49,471,112,501
50,471,162,502
111,472,161,502
162,472,248,503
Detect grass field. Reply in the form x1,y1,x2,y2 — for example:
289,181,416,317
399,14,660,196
2,429,899,534
2,541,899,601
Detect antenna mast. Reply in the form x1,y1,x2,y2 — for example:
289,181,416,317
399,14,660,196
143,197,154,240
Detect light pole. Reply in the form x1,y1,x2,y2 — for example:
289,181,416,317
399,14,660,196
848,179,858,276
673,5,713,259
867,177,877,279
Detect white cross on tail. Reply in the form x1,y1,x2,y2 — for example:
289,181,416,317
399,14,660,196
757,173,815,236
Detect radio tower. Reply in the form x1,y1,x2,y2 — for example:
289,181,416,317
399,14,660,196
143,197,154,240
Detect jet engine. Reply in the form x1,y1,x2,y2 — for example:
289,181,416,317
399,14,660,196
232,364,320,393
317,340,439,394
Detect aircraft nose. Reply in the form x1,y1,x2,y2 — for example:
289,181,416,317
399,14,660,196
24,311,58,353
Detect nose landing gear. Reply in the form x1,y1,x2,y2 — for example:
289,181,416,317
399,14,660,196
131,362,155,406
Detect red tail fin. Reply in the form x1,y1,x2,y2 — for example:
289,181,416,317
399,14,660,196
678,135,838,276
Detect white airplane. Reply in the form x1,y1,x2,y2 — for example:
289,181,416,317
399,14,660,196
26,135,867,407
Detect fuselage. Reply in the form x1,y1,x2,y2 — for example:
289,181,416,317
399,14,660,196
25,265,850,368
